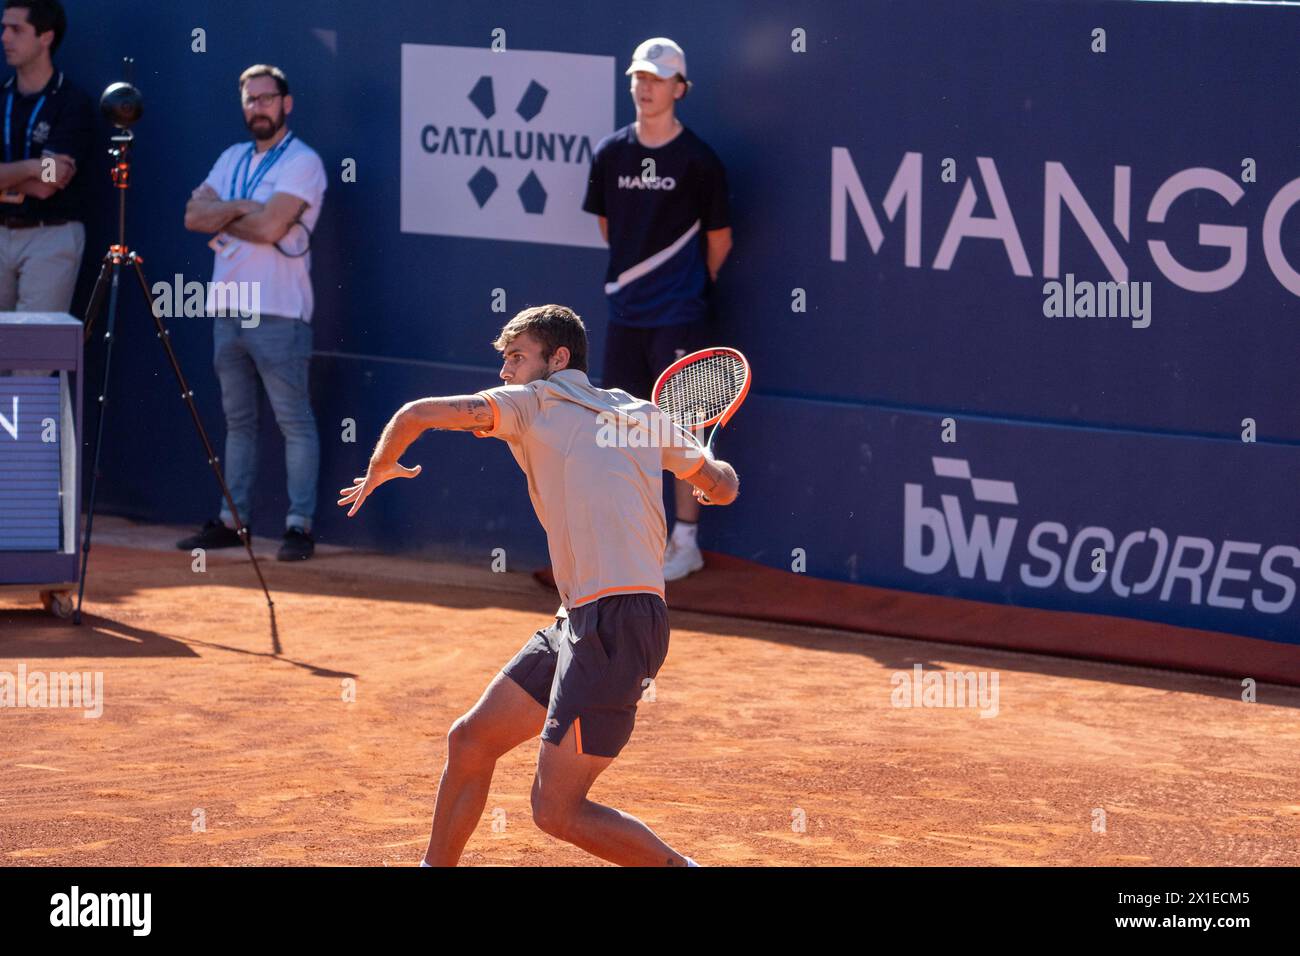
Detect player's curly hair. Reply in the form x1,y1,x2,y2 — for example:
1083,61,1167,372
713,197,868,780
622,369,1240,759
492,304,588,373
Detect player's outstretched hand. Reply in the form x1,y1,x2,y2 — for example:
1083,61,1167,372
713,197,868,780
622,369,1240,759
338,459,422,517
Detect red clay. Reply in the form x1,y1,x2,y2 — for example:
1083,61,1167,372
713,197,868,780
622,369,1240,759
2,524,1298,866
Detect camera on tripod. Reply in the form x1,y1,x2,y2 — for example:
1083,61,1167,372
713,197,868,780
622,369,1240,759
74,57,277,640
99,59,142,190
100,76,142,130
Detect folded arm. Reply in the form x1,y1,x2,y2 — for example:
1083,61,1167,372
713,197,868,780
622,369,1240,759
220,192,309,244
0,158,41,190
18,179,57,199
185,182,259,233
0,154,77,198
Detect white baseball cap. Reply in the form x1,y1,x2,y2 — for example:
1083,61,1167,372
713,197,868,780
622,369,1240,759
625,37,687,80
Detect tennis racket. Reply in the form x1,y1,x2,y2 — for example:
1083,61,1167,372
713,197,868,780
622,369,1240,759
651,346,751,456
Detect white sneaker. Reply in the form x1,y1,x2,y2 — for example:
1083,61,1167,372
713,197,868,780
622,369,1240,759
663,539,704,581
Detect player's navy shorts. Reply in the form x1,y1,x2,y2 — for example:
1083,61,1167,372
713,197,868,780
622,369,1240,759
600,319,711,401
502,593,670,758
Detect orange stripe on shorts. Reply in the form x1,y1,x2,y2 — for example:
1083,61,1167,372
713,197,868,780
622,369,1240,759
573,717,584,755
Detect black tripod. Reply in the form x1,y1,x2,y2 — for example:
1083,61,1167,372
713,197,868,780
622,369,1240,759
76,123,279,653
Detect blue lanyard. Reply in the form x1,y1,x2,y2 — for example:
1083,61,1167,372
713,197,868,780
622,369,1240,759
228,131,295,200
4,89,47,163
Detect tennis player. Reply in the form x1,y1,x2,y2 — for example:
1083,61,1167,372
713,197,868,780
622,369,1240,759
339,305,739,866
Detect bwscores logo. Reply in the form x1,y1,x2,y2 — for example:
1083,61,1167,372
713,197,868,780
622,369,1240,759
904,457,1299,614
401,44,614,247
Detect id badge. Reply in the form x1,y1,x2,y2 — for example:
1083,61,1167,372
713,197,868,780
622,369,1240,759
207,233,246,262
0,189,23,204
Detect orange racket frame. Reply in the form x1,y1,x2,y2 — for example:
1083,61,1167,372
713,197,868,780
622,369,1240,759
651,346,752,451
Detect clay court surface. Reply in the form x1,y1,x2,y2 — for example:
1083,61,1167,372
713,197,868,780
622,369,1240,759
2,517,1297,867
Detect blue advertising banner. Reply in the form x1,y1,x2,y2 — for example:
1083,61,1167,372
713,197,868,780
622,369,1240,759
54,0,1299,648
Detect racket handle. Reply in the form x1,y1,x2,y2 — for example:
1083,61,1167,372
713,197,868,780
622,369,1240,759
704,426,720,458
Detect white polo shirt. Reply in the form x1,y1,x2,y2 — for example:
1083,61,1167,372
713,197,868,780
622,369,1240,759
202,131,327,321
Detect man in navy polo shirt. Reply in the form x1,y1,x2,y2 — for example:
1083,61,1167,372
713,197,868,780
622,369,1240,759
583,36,733,581
0,0,93,317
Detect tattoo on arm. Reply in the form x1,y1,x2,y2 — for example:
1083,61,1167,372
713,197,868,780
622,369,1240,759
691,460,737,502
440,397,494,430
696,463,723,493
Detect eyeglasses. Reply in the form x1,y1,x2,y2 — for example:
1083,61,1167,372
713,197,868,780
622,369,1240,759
242,92,283,109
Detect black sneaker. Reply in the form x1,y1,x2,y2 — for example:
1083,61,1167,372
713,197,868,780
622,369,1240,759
278,527,315,561
176,518,244,550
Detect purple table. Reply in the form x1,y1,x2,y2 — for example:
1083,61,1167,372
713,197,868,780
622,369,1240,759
0,313,83,616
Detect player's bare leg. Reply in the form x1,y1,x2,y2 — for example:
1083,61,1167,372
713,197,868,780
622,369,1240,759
665,477,704,579
423,671,546,866
674,477,700,524
674,423,706,525
531,722,690,866
665,422,708,579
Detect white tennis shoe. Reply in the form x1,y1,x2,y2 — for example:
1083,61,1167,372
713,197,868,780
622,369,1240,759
663,539,704,581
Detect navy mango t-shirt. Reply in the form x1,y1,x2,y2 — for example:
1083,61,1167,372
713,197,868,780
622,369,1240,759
582,124,729,328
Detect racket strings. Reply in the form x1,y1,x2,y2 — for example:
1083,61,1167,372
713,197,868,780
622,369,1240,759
658,353,747,428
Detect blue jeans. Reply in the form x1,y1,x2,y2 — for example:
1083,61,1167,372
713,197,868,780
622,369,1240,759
213,315,319,532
